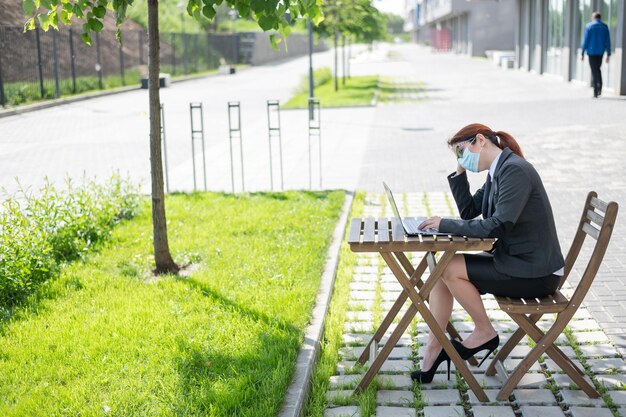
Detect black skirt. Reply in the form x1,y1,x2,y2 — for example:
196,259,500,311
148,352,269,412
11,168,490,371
463,252,560,298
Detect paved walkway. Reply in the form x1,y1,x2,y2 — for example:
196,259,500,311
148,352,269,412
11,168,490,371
323,192,626,417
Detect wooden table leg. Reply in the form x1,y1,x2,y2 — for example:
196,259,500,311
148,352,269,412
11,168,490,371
357,254,429,365
354,302,418,394
385,251,489,402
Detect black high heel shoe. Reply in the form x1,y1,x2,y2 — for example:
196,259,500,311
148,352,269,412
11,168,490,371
451,334,499,367
410,349,451,383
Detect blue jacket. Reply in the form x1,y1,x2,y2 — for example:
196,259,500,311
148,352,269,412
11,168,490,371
581,19,611,57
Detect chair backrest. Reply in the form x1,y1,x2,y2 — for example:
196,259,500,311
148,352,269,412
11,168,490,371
558,192,619,307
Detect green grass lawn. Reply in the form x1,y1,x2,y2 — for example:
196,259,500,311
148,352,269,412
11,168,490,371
282,76,427,109
0,191,345,417
283,76,380,108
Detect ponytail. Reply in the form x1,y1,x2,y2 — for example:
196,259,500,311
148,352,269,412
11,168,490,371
448,123,524,159
494,130,524,158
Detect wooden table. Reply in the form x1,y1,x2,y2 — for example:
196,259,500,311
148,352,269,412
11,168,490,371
348,217,496,402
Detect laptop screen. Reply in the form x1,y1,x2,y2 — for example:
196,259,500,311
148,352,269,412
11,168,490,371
383,181,403,221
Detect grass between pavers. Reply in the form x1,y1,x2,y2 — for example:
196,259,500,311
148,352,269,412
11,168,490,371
304,192,365,416
0,190,345,417
563,326,621,416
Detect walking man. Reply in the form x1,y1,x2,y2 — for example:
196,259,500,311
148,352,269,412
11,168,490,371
581,11,611,98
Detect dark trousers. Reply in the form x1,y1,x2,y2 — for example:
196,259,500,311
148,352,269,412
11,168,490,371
588,55,603,95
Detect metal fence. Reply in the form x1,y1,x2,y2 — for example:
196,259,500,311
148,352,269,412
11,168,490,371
0,26,240,106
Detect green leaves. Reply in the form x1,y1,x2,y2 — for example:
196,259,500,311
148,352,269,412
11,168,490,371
269,33,282,51
37,12,51,30
202,4,216,19
60,8,72,25
22,0,39,16
20,0,324,50
23,17,36,32
88,17,104,31
257,14,276,31
92,5,106,17
81,22,92,45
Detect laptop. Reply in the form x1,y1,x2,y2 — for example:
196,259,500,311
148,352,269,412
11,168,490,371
383,181,452,236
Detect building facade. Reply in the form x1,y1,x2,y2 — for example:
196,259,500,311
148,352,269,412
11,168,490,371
516,0,626,95
405,0,516,57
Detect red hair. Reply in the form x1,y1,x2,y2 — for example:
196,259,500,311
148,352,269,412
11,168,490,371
447,123,524,158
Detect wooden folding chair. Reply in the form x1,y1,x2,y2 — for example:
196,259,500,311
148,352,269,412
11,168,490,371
485,191,619,401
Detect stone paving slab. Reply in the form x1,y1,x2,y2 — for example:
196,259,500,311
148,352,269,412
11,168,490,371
472,406,517,417
340,346,413,361
543,358,585,374
596,374,626,388
572,331,611,344
323,406,360,417
552,373,594,389
568,319,603,331
518,406,567,417
473,374,506,389
515,373,551,388
350,283,376,292
609,390,626,406
351,275,378,283
349,291,376,301
513,388,558,405
344,322,375,333
345,311,374,321
560,389,607,406
421,389,461,406
376,406,416,417
586,358,626,373
504,358,543,373
377,374,413,390
376,390,414,406
381,292,401,301
422,405,465,417
329,375,361,389
342,333,373,346
467,389,509,405
569,407,615,417
578,344,621,358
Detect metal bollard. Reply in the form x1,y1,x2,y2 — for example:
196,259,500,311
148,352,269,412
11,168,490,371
189,102,208,191
308,98,322,190
228,101,245,193
160,103,170,193
266,100,284,191
52,30,60,99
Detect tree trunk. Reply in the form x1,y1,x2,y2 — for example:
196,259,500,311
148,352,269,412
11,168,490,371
333,30,338,92
341,35,345,86
148,0,179,274
347,36,351,79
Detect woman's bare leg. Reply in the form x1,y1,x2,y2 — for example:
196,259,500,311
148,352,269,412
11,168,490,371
440,255,497,348
421,278,454,370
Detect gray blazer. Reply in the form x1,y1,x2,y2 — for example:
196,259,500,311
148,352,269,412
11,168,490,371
439,148,565,278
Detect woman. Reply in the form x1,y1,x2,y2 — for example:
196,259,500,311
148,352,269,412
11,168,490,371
411,123,565,383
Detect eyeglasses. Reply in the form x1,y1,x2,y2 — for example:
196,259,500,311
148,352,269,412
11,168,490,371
451,136,476,158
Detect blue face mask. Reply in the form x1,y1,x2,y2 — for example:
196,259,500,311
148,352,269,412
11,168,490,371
458,146,480,172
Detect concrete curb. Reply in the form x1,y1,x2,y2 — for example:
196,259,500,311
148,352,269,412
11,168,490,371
278,190,354,417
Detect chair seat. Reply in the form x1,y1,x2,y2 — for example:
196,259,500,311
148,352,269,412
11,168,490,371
495,290,569,314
